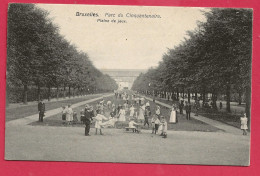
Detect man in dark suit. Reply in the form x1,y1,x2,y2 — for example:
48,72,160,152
38,99,45,122
84,104,94,136
185,102,192,120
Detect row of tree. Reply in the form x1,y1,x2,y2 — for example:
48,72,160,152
132,8,252,118
7,4,118,104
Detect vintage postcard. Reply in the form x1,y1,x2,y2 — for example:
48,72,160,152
5,3,252,166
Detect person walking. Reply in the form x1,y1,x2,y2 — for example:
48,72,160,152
185,102,191,120
169,104,177,123
144,107,150,128
84,104,94,136
179,100,184,115
38,99,45,122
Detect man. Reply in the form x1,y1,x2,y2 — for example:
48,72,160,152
84,104,94,136
38,99,45,122
144,107,150,128
179,100,184,114
185,102,192,120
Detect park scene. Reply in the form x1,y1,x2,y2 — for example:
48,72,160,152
5,4,251,165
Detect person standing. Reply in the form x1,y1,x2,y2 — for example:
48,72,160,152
38,99,45,122
219,101,223,110
66,104,73,125
169,104,177,123
240,113,248,135
94,110,108,135
179,100,184,115
185,102,191,120
144,107,150,128
84,104,94,136
118,107,126,122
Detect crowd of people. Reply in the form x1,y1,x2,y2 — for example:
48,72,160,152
37,90,248,136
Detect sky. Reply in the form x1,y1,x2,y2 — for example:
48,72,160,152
37,4,208,70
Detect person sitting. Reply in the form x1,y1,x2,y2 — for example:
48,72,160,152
128,119,139,133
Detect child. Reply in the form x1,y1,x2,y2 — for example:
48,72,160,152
61,106,66,124
151,115,156,134
154,116,160,134
73,111,78,123
160,116,167,138
155,106,161,119
93,110,108,135
241,113,248,135
80,109,85,124
129,119,139,133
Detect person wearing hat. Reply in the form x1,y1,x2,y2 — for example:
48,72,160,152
84,104,94,136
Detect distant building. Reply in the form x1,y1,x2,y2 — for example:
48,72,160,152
101,69,146,90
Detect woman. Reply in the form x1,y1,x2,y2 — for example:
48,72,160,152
118,107,126,121
66,104,73,125
138,104,145,123
169,104,177,123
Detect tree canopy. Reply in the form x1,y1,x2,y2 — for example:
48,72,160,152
7,4,118,103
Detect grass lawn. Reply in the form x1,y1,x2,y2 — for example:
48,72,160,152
6,94,103,122
30,95,221,132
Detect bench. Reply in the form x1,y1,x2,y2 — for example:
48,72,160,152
125,127,140,133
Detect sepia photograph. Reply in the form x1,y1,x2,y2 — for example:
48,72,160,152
5,3,252,166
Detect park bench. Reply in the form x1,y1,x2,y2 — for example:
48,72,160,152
125,127,140,133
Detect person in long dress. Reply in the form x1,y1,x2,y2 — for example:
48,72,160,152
94,110,108,135
129,105,135,118
169,105,177,123
138,104,145,122
66,104,73,125
240,113,248,135
118,107,126,122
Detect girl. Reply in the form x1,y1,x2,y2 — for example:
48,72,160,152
94,110,108,135
241,113,248,135
160,116,167,138
169,104,177,123
155,105,161,118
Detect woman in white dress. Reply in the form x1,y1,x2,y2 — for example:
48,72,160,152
129,105,135,117
138,104,145,122
240,113,248,135
118,107,126,121
66,104,73,125
169,105,177,123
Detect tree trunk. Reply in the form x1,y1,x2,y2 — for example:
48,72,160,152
177,88,179,101
182,87,185,99
69,86,71,98
37,84,41,101
48,86,51,101
202,88,206,107
238,91,242,105
188,89,190,103
56,86,59,99
226,84,231,113
245,85,251,130
23,84,28,104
